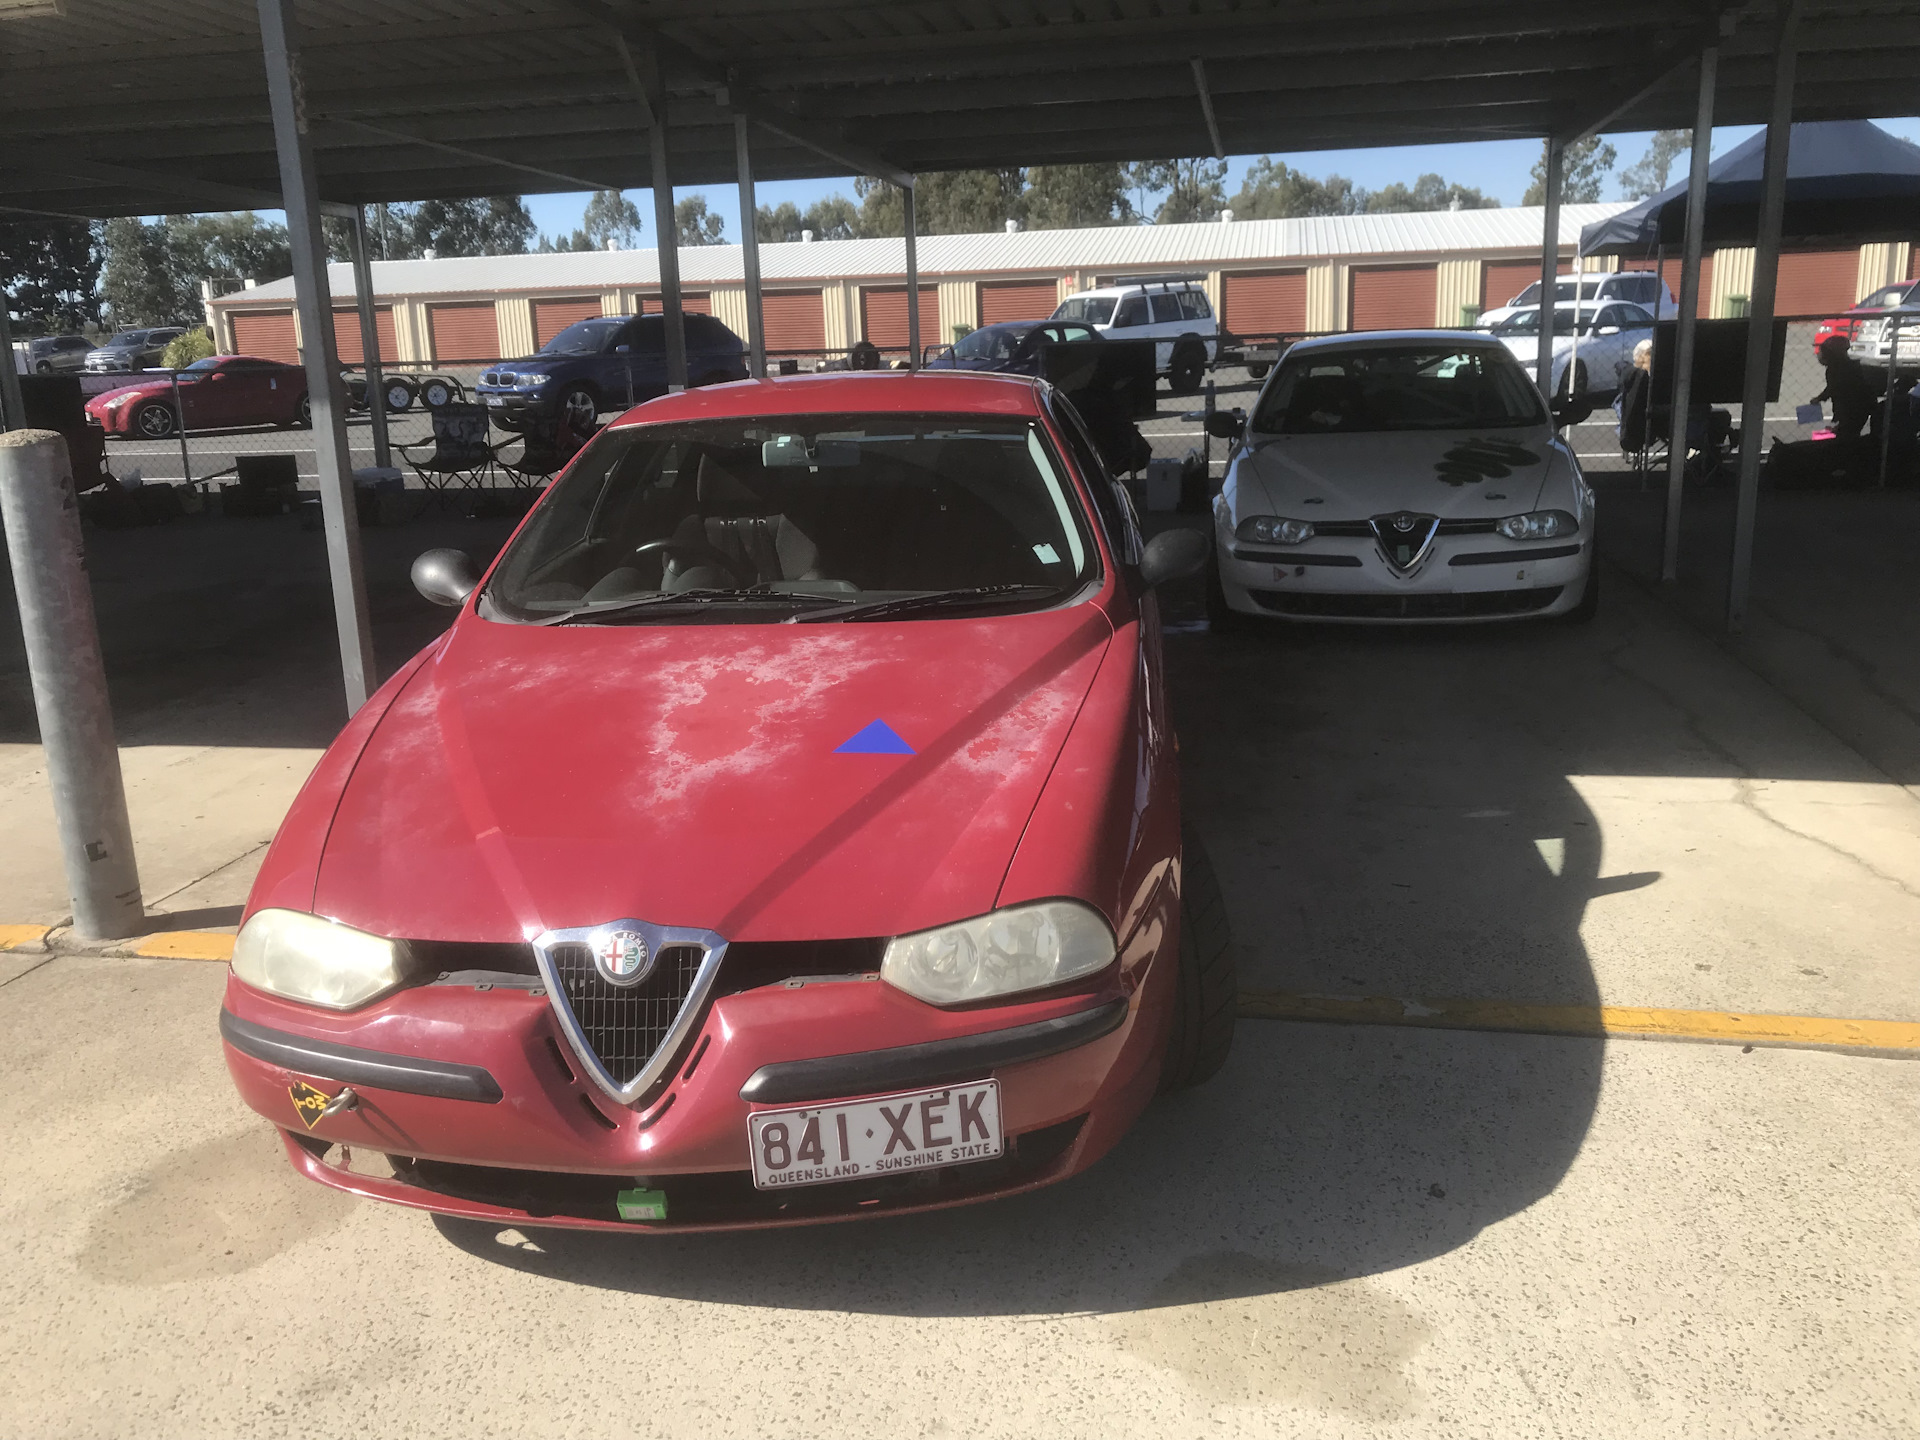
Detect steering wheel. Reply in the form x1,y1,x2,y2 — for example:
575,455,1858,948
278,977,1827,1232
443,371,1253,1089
627,537,756,587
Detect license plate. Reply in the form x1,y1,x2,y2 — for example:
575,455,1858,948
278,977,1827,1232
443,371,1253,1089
484,395,505,407
747,1080,1002,1190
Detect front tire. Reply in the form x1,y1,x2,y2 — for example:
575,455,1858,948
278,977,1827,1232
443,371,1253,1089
384,379,415,412
133,401,177,439
35,361,52,374
1562,560,1600,623
294,393,312,428
420,377,457,409
1161,825,1236,1091
1205,553,1244,634
557,384,599,433
1168,336,1206,396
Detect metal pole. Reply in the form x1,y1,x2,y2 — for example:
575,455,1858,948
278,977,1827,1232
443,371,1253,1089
734,114,766,379
1641,241,1663,488
1726,1,1798,634
258,0,375,712
639,48,688,394
0,285,25,431
903,182,921,370
1536,139,1564,401
349,206,391,470
1878,314,1900,489
1663,44,1718,582
0,430,144,938
169,369,192,487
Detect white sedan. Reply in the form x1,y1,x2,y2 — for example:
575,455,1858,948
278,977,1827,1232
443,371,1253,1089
1206,331,1596,627
1486,302,1656,398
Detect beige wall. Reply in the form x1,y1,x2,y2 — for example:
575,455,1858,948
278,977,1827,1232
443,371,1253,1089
1711,247,1755,318
495,297,533,359
1435,258,1480,326
1857,243,1907,300
821,279,853,352
708,284,748,339
937,279,975,342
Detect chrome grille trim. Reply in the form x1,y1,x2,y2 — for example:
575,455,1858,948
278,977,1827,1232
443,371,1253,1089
531,919,729,1107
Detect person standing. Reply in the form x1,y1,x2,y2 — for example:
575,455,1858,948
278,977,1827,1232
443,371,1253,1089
1811,335,1876,441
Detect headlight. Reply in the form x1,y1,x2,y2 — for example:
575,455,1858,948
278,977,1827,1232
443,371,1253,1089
1235,515,1315,545
1496,510,1579,540
103,394,131,409
231,908,409,1010
513,372,547,389
881,900,1116,1006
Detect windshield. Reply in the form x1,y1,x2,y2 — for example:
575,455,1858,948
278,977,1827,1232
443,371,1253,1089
1511,280,1602,306
1492,308,1602,337
541,318,624,356
486,412,1098,623
182,358,224,373
1251,346,1546,434
107,332,146,348
954,326,1027,361
1052,296,1116,325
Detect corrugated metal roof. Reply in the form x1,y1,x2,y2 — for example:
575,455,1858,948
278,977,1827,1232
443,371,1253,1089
217,203,1633,306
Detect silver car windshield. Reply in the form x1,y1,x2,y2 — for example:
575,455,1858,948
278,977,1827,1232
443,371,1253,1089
1253,346,1547,434
1053,296,1116,325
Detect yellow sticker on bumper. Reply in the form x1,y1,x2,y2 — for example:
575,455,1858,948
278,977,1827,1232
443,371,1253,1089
288,1081,334,1129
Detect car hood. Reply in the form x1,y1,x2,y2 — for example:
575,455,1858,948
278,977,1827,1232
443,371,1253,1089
1236,428,1558,518
313,603,1114,944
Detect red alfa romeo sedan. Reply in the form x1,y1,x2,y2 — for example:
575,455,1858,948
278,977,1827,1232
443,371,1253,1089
219,371,1230,1232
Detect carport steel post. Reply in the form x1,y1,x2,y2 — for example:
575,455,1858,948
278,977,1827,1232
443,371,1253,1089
1536,140,1564,399
257,0,376,712
0,287,25,431
0,431,145,938
1662,43,1719,583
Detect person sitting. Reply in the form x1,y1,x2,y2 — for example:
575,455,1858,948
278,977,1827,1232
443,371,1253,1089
1811,334,1876,441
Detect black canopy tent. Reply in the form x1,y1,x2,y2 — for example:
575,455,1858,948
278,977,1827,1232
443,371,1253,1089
1578,119,1920,254
1573,117,1920,620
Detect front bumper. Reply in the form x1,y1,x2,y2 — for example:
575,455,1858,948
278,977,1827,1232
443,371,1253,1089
219,898,1173,1231
1216,529,1591,623
474,389,553,427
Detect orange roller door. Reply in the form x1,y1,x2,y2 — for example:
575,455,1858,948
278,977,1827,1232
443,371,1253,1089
230,310,297,364
860,286,940,350
761,291,825,353
635,294,712,316
979,280,1059,326
1349,264,1438,330
428,302,500,363
1910,245,1919,280
533,298,603,347
331,306,395,365
1774,249,1864,317
1482,260,1543,313
1222,270,1306,334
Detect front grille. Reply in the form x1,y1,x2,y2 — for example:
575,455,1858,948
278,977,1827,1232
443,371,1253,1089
548,942,704,1085
1252,586,1562,619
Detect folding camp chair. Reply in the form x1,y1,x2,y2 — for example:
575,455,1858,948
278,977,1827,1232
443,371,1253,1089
396,401,498,501
494,412,586,489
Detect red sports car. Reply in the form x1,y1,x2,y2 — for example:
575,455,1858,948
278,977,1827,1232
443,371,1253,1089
218,371,1227,1232
86,354,309,438
1812,279,1920,353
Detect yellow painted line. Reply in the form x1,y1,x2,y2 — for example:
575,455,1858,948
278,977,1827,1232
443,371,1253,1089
0,924,51,952
129,931,235,962
1238,991,1920,1054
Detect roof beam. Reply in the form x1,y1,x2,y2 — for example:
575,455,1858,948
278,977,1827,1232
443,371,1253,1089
323,119,623,194
561,0,914,187
1190,58,1225,161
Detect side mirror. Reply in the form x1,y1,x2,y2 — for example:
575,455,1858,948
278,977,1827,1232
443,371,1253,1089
1596,325,1621,336
1550,396,1595,429
412,548,480,608
1138,527,1210,590
614,344,631,354
1204,411,1244,440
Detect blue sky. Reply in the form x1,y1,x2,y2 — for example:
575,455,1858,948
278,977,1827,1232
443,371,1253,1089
522,119,1920,247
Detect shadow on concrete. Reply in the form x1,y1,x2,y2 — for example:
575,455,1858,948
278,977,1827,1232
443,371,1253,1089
0,510,522,749
431,580,1615,1316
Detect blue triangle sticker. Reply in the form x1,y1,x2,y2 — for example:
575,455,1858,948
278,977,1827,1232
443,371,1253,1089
835,719,915,755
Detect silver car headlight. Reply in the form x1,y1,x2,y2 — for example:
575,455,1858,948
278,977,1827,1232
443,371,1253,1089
881,900,1116,1006
231,908,409,1010
1496,509,1579,540
1235,515,1315,545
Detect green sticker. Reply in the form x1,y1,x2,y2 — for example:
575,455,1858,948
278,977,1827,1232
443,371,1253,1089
616,1187,667,1222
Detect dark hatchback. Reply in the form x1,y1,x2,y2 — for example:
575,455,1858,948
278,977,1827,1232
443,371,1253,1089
923,320,1100,377
476,313,749,432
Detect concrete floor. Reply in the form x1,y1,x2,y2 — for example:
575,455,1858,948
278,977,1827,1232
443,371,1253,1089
1,505,1916,1436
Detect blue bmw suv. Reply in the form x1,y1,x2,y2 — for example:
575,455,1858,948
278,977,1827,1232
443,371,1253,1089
475,313,749,432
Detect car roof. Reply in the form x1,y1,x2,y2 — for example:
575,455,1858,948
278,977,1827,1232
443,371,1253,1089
1284,329,1518,356
1063,279,1204,299
610,370,1045,427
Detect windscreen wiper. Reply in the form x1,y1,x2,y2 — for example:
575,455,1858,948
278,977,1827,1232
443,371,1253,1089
792,584,1065,624
541,589,852,625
